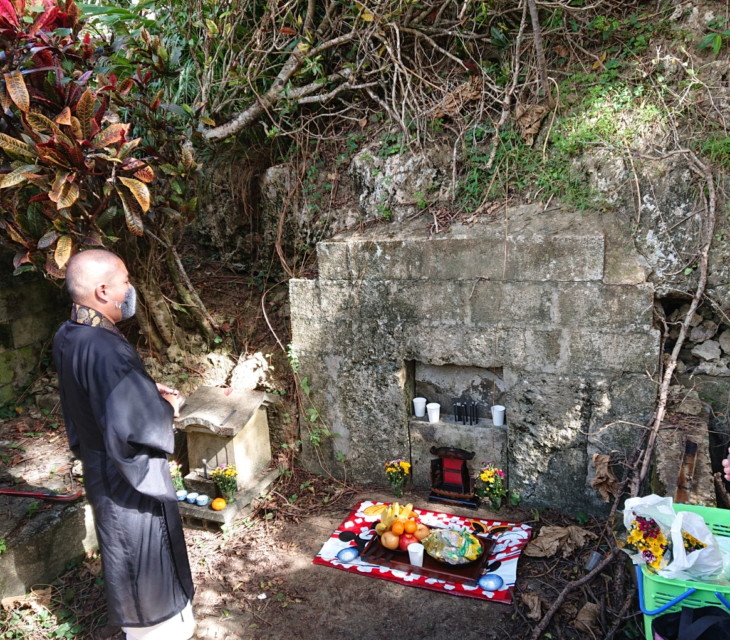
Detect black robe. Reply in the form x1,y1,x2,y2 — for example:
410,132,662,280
53,320,194,628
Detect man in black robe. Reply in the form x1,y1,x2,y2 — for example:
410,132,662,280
52,250,195,639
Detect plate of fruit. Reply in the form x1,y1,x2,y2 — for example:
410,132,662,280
364,502,431,553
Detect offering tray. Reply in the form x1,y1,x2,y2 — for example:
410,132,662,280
360,535,495,586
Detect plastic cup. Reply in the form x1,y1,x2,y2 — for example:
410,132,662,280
491,405,506,426
426,402,440,423
585,550,602,571
413,397,427,417
408,542,424,567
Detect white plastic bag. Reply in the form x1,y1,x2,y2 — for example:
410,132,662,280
618,495,675,570
659,510,725,580
622,495,675,531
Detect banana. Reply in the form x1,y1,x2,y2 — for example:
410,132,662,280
375,522,389,535
363,503,389,517
399,503,413,521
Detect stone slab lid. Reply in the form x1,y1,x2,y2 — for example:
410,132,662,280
175,386,268,437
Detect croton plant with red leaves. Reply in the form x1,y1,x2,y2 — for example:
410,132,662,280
0,0,160,277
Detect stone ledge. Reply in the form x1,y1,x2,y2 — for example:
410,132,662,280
179,467,280,531
0,501,97,599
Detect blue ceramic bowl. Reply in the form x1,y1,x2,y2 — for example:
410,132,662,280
176,490,188,502
185,492,199,504
196,494,210,507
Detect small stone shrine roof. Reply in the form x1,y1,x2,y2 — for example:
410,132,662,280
175,386,268,437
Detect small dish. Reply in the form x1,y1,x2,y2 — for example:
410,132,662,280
176,490,188,502
195,494,210,507
185,492,199,504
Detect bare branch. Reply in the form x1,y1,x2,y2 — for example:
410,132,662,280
203,33,356,141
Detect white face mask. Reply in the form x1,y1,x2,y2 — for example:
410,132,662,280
114,285,137,320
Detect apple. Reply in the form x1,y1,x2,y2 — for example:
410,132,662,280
399,533,418,552
414,524,430,541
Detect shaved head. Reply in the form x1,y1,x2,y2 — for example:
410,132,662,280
66,250,125,304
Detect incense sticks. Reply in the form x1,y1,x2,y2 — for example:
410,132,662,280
453,401,479,425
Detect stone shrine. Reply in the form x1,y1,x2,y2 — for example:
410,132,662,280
175,386,277,527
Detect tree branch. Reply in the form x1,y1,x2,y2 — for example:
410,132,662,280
203,33,356,142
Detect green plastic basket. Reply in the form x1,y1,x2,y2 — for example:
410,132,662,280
637,503,730,640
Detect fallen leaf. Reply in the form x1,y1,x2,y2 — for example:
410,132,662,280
1,587,51,611
523,525,597,558
514,103,550,146
591,453,619,503
431,76,483,119
521,591,544,620
574,601,602,634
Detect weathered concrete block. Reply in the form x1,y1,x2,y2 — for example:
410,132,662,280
410,420,507,490
403,327,505,368
417,237,505,281
568,329,660,373
504,234,604,282
317,242,350,280
347,239,416,281
288,279,321,317
471,282,556,327
386,280,469,326
556,283,654,329
501,329,566,372
0,502,97,599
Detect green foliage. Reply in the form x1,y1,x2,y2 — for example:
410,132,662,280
699,136,730,169
0,0,199,279
698,17,730,56
0,538,6,555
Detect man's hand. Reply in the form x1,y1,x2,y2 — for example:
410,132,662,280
156,383,184,418
156,382,178,396
723,448,730,482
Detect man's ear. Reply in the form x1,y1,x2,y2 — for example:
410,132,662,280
95,282,110,303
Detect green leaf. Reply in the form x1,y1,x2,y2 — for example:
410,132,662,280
13,265,36,275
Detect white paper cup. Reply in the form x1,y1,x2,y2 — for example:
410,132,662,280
413,397,427,417
407,542,424,567
426,402,440,423
491,405,506,426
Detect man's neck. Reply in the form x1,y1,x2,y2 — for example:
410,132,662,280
71,303,120,334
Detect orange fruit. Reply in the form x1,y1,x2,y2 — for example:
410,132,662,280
390,521,405,535
211,497,227,511
404,519,417,534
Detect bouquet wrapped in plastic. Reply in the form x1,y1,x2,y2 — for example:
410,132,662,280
615,495,727,581
615,495,675,572
422,529,483,565
659,510,724,581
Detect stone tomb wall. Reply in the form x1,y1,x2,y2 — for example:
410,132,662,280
0,259,65,404
289,206,660,513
